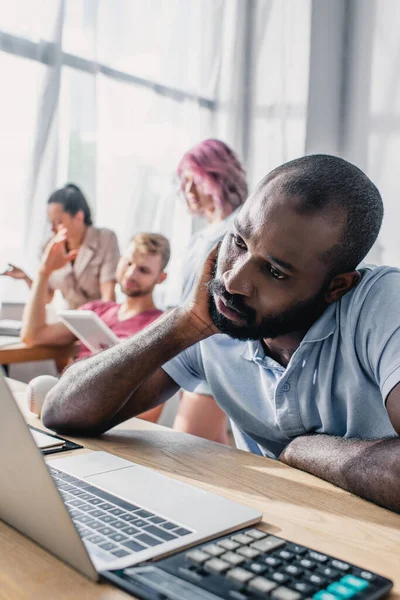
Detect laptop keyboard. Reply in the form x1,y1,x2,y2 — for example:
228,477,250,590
49,467,193,560
105,527,393,600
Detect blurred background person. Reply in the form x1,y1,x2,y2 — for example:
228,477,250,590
21,232,170,423
2,184,120,309
173,139,248,444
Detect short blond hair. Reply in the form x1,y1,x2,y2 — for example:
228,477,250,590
130,232,171,270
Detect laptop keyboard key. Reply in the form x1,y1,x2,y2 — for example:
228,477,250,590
108,520,127,530
87,535,104,544
122,540,146,552
98,502,114,511
160,521,177,531
97,526,115,536
88,521,106,531
112,549,130,558
131,519,148,528
74,515,93,524
80,504,98,513
87,498,103,506
83,519,100,529
173,527,191,536
108,532,129,543
69,489,86,496
148,516,164,524
135,510,153,518
99,542,118,552
88,509,105,518
122,526,140,536
66,499,86,508
120,513,138,522
79,528,92,538
135,533,163,547
108,508,126,517
84,487,139,511
99,515,115,524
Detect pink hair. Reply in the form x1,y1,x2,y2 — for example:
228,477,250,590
177,139,248,212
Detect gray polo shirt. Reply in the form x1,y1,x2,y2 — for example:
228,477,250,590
162,266,400,458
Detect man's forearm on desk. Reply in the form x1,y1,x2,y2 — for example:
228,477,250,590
42,307,211,432
279,434,400,513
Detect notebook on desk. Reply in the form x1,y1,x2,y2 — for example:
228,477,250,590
0,319,21,336
30,428,66,450
28,426,83,455
0,335,21,347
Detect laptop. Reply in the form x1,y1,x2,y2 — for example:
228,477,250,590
0,373,262,581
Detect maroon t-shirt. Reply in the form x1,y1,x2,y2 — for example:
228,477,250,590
76,301,163,360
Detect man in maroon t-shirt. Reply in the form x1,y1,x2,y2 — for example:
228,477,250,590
21,232,170,422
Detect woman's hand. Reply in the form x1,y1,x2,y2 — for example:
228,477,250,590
40,228,78,276
1,263,33,288
1,263,28,280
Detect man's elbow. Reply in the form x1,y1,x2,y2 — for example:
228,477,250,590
41,383,109,436
21,327,46,347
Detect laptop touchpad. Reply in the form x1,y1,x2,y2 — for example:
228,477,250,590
47,451,135,478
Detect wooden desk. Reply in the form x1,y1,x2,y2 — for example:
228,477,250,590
0,338,78,373
2,378,400,600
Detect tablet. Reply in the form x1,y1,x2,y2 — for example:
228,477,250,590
58,310,120,354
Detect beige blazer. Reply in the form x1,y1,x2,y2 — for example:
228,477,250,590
48,227,120,309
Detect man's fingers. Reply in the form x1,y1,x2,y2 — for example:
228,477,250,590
202,242,221,280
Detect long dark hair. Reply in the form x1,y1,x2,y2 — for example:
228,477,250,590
47,183,93,226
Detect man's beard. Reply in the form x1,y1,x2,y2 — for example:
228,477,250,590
207,278,329,341
121,284,152,298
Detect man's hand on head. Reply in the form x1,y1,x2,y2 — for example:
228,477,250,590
183,243,221,340
39,227,78,276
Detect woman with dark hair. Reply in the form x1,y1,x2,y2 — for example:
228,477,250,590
173,139,248,444
2,184,120,308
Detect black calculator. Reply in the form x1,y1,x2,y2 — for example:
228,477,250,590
103,526,393,600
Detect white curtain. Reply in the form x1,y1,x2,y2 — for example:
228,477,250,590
0,0,311,306
366,0,400,266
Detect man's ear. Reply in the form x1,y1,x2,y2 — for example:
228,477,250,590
157,271,167,285
325,270,361,304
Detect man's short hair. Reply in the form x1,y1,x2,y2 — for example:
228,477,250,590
262,154,384,275
130,233,171,270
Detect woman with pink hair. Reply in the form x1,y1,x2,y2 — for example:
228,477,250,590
174,139,248,444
